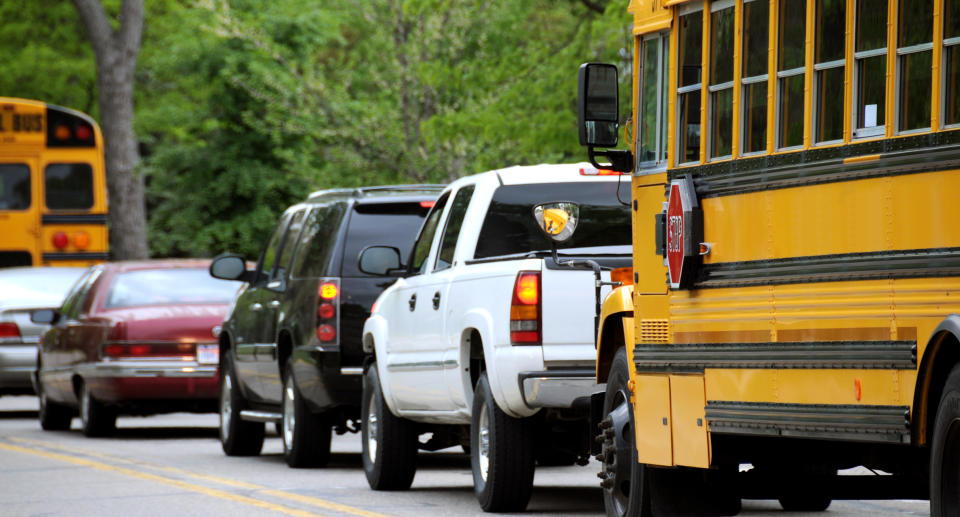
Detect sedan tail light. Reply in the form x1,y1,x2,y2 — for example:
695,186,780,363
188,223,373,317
102,342,196,360
0,322,21,338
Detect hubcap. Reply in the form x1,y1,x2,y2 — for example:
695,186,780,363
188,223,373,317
80,386,90,426
477,400,490,482
220,374,232,440
366,389,378,463
283,377,296,451
597,388,634,517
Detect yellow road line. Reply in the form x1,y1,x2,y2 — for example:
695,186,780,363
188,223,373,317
7,436,390,517
0,441,324,517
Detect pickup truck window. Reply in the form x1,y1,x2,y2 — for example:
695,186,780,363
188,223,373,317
473,182,631,259
435,185,475,271
292,202,347,278
409,192,450,275
341,202,434,277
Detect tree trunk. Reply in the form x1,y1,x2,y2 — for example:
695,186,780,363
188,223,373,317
73,0,148,260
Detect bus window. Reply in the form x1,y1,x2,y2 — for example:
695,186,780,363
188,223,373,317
45,164,94,210
638,32,669,171
896,0,933,132
0,164,30,210
709,0,735,159
677,7,703,165
741,0,769,155
778,0,806,149
854,0,887,138
814,0,846,144
945,0,960,127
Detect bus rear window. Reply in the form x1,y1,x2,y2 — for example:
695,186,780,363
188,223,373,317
474,182,632,259
45,163,93,209
0,164,30,210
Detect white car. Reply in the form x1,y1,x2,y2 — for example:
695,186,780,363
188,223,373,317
0,267,86,396
360,163,632,511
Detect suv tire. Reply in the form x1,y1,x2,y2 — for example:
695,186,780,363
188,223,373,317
220,353,264,456
471,371,535,512
80,380,116,437
282,360,331,468
38,381,72,431
362,362,417,490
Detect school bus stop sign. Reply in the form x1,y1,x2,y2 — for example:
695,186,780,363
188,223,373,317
665,176,702,289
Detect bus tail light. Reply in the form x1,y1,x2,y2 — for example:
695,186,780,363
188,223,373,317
315,278,340,343
52,232,69,249
510,271,541,345
73,231,91,250
611,267,634,286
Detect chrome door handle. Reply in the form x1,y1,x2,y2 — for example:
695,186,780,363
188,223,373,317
432,292,441,310
408,294,416,311
269,300,280,309
250,303,263,312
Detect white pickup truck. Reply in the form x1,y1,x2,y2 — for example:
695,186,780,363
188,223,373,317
359,163,632,512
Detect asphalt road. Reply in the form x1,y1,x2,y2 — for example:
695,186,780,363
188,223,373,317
0,396,931,517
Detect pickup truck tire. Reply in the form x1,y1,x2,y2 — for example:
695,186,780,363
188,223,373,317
471,372,535,512
931,362,960,516
362,363,417,490
219,354,264,456
599,348,650,517
80,380,116,437
282,361,331,468
38,382,72,431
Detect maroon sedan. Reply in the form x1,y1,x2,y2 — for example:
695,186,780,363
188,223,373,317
32,260,241,436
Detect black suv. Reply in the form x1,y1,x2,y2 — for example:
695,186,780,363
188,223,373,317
209,185,442,467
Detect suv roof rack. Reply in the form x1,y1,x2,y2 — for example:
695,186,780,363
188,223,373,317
307,184,444,201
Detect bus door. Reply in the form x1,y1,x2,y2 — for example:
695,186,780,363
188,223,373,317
0,158,39,267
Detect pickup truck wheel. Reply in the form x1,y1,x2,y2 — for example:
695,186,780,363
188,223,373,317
282,361,331,468
80,381,116,437
38,382,72,431
362,363,417,490
931,363,960,516
219,354,264,456
599,347,650,517
471,372,535,512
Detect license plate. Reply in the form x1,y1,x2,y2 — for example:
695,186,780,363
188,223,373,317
197,344,219,364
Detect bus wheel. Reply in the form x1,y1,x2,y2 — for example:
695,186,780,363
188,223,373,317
931,363,960,516
598,347,650,517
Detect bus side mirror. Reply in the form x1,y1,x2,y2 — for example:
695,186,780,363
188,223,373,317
533,202,580,242
577,62,634,173
578,63,620,148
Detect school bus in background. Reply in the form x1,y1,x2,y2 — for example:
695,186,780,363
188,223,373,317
572,0,960,515
0,97,108,268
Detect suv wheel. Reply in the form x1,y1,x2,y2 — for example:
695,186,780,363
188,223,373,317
220,353,264,456
282,360,331,468
80,381,116,437
38,381,72,431
362,362,417,490
471,371,535,512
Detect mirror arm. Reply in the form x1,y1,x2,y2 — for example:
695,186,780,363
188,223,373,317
588,147,634,174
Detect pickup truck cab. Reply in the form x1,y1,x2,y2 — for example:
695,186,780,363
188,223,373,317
360,164,631,511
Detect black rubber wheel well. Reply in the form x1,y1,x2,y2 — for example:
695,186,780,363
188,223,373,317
919,330,960,446
468,329,484,390
277,331,293,381
596,314,626,384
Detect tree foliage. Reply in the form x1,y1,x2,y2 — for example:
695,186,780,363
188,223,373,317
1,0,632,260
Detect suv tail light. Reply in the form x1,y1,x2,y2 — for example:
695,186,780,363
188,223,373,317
510,271,541,345
316,278,340,344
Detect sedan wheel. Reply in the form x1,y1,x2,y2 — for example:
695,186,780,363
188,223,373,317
38,383,72,431
79,381,115,437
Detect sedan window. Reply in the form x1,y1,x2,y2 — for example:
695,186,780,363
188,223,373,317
105,269,242,309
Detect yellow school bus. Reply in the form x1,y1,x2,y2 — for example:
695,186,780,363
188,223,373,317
575,0,960,515
0,98,108,268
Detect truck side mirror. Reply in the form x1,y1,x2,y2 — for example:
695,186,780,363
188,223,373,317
533,202,580,242
578,63,620,148
359,246,404,276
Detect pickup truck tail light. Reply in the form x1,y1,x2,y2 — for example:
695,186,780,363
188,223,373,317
510,271,541,345
315,278,340,344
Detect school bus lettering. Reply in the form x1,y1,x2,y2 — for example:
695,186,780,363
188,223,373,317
12,114,43,132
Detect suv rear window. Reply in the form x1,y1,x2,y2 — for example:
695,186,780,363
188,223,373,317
474,182,631,259
341,202,432,277
0,163,30,210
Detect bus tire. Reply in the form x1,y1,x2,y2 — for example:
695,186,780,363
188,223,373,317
362,362,417,490
599,347,651,517
471,371,535,512
219,354,264,456
282,360,331,468
931,362,960,516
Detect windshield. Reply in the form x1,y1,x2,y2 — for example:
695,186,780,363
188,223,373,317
473,181,631,259
0,267,87,305
105,268,242,309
